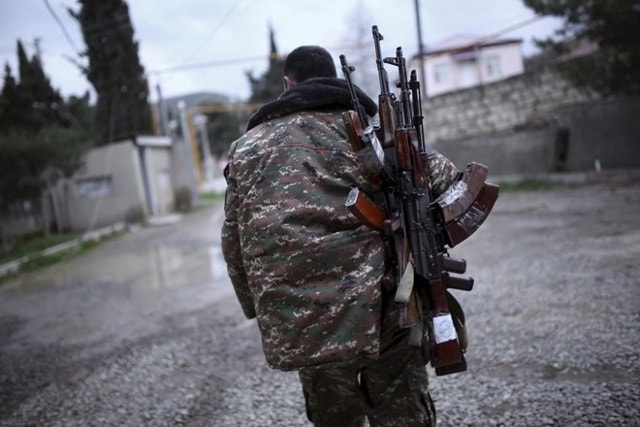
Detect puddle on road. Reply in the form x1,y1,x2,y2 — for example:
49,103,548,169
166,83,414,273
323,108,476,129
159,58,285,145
2,239,230,294
0,235,237,348
145,241,229,290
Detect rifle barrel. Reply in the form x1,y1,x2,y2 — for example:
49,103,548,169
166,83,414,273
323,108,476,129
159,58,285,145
372,25,390,95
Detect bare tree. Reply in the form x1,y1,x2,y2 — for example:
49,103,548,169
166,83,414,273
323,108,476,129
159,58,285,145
340,1,378,98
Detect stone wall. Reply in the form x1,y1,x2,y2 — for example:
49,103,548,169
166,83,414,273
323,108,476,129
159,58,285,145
432,127,556,176
423,69,595,143
552,97,640,171
423,68,640,175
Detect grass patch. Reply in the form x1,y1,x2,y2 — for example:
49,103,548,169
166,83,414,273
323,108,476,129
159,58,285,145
0,233,79,264
0,231,123,283
197,190,225,209
199,190,225,202
497,178,557,192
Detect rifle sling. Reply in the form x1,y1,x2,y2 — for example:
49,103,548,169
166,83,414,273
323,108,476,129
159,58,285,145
394,261,414,305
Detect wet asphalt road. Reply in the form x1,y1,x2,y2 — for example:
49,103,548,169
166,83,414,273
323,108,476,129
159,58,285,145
1,177,639,426
0,203,235,357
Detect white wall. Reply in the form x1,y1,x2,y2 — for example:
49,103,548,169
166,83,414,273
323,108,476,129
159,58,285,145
64,141,147,232
479,44,524,83
143,147,174,215
415,41,524,97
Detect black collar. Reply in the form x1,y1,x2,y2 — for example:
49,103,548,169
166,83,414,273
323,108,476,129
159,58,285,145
246,77,378,131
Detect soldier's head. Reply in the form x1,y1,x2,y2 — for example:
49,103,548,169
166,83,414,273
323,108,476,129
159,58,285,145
283,45,337,90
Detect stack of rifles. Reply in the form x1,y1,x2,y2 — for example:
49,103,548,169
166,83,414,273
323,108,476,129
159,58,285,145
340,25,499,376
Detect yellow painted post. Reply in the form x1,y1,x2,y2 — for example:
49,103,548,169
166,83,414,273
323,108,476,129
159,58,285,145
186,108,203,186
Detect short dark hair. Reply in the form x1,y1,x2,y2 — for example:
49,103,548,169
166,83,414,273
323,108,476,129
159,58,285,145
283,45,337,83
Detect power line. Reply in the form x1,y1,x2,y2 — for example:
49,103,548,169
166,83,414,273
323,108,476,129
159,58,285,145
428,15,546,57
150,15,546,77
152,0,262,89
471,15,545,47
149,42,359,76
150,53,285,75
174,0,253,65
42,0,82,56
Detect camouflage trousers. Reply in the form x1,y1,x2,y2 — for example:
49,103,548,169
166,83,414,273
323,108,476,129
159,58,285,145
298,333,436,427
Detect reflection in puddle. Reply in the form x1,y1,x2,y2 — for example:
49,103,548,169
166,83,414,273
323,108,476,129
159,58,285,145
1,239,231,298
209,246,227,280
0,240,234,348
0,207,237,349
147,241,228,289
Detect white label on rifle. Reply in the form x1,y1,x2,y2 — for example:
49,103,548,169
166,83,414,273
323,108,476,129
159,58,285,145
439,181,468,206
363,126,386,165
433,314,457,344
345,187,359,207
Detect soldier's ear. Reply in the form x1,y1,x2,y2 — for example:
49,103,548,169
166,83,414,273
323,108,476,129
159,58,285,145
283,75,296,90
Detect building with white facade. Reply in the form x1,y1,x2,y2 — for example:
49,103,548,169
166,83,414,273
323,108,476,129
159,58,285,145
411,35,524,97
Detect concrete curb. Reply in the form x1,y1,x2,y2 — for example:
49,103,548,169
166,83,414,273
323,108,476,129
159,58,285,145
0,222,126,278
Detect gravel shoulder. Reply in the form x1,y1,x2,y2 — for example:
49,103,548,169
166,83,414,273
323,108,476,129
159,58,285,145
1,179,639,426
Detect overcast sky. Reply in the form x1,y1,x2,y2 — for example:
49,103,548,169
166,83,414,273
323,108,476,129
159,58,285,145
1,0,562,103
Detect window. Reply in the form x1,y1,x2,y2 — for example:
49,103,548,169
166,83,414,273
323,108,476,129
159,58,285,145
76,176,113,199
433,63,450,84
458,59,478,88
486,55,502,78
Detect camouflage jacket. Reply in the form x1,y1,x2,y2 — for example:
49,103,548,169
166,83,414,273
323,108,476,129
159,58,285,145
221,78,458,371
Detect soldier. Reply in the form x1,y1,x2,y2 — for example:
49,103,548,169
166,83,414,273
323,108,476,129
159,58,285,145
221,45,459,426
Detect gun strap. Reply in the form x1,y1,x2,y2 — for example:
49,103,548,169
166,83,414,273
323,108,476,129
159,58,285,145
409,322,424,348
394,261,414,305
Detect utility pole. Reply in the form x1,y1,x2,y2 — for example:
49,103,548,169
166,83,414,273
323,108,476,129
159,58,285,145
155,83,170,136
178,101,200,209
414,0,427,98
193,114,215,181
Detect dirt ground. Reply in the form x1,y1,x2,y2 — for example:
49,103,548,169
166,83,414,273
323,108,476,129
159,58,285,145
1,173,639,426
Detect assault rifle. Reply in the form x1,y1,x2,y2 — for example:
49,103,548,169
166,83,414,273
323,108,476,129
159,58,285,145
340,26,499,376
372,25,396,148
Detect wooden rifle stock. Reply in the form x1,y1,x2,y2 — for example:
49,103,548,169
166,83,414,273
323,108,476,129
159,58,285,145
345,187,386,231
378,94,397,148
342,110,365,151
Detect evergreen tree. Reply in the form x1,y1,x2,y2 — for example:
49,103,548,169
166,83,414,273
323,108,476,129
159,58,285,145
64,91,96,133
69,0,152,143
0,130,52,208
0,41,93,222
205,109,244,158
246,26,285,104
20,40,62,107
524,0,640,96
0,63,19,130
2,40,63,131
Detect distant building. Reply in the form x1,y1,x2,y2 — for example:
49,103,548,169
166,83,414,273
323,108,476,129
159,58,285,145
411,35,524,97
53,135,186,232
160,92,230,117
153,91,230,136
